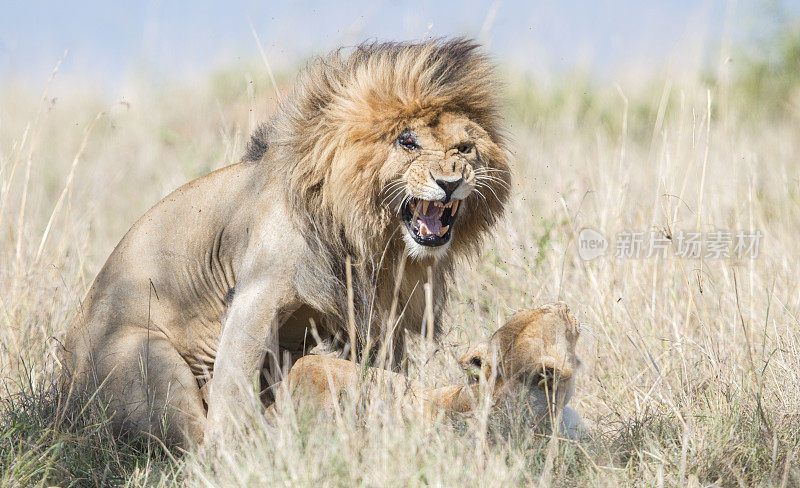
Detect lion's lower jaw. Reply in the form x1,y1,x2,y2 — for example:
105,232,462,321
402,229,452,261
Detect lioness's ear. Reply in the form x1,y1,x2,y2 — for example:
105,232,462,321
459,342,490,383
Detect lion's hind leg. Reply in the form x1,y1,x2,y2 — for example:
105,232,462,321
88,330,207,447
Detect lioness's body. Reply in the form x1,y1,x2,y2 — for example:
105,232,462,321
276,355,477,418
276,303,584,438
62,39,511,446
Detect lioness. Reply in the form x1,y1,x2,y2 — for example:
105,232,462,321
62,39,511,446
275,302,584,439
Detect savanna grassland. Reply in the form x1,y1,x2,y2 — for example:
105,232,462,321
2,24,800,487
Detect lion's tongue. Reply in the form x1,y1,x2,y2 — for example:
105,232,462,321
417,215,442,237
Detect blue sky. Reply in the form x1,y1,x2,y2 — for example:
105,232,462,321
1,1,797,93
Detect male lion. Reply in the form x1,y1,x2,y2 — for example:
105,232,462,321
274,302,584,439
62,39,511,446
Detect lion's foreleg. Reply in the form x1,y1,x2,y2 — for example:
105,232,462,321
204,279,297,447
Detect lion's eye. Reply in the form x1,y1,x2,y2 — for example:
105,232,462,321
456,142,474,154
397,131,419,151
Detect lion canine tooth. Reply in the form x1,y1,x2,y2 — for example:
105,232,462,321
451,200,459,214
419,222,431,236
439,225,449,236
421,200,429,214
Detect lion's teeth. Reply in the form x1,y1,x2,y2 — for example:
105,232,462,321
451,200,459,214
439,225,449,236
419,222,431,236
421,200,429,214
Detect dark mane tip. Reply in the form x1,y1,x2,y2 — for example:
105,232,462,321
243,122,270,162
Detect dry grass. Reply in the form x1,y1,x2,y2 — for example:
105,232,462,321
2,45,800,487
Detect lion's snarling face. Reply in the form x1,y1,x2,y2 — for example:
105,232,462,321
258,39,510,263
385,112,507,258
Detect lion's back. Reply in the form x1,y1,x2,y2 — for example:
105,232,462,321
63,162,264,375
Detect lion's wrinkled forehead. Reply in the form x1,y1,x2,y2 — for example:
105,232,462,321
402,112,486,148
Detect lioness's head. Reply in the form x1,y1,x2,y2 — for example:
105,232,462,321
252,39,510,261
459,302,581,408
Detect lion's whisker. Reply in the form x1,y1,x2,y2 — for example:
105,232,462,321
383,179,405,190
383,185,403,195
470,188,494,216
471,187,489,205
474,167,510,175
381,181,408,206
475,174,511,189
476,181,510,195
381,187,406,207
474,181,504,204
475,178,511,194
474,168,510,179
475,174,509,185
475,172,509,181
382,181,406,197
474,180,499,192
397,193,413,215
475,171,510,179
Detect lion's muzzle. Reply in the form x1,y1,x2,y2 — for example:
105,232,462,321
401,197,460,247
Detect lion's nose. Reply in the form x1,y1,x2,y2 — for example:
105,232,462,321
537,367,557,392
535,365,571,392
435,178,463,201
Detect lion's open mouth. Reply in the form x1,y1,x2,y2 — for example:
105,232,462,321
401,198,460,247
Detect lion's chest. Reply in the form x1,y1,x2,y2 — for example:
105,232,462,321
278,305,334,364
